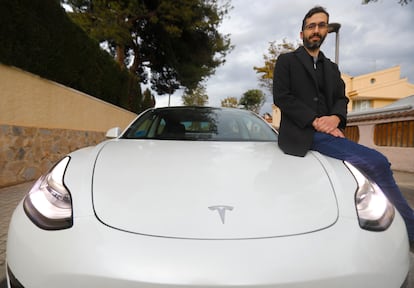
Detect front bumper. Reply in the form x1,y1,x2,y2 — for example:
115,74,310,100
6,202,410,288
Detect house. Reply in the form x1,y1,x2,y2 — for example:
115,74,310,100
345,95,414,172
343,66,414,112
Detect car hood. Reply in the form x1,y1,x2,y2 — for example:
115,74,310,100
92,140,338,239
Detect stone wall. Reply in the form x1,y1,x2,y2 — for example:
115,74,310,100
0,124,105,188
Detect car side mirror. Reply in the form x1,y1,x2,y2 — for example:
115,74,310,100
106,127,122,138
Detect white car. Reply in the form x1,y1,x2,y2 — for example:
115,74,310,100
6,106,410,288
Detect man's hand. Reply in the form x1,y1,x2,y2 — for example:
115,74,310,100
328,128,345,138
312,115,345,138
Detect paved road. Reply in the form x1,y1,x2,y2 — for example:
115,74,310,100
1,172,414,287
0,182,33,287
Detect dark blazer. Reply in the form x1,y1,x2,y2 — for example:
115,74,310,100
273,46,348,157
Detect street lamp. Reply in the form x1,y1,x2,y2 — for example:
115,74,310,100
328,23,341,65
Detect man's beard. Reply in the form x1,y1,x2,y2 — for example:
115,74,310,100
303,33,326,51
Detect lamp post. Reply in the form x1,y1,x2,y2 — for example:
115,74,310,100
328,23,341,65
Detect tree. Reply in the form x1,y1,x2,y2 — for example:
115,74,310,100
253,40,298,94
62,0,232,97
182,84,209,106
141,88,156,110
239,89,266,114
221,96,239,108
362,0,412,5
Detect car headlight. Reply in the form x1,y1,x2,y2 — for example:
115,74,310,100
345,161,394,231
23,156,73,230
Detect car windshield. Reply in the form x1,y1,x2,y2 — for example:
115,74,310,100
122,107,278,142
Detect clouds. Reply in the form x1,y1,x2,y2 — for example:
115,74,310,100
155,0,414,112
336,1,413,77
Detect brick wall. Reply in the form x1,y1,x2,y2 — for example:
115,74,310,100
0,124,106,187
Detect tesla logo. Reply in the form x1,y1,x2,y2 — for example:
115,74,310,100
208,205,234,224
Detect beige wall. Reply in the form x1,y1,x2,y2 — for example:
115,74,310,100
0,63,137,132
351,122,414,173
0,63,138,187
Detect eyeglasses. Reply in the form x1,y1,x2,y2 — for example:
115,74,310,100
304,22,328,31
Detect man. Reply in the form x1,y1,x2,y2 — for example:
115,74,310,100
273,6,414,246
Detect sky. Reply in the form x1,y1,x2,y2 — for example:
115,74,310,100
155,0,414,114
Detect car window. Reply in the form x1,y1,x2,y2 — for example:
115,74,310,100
122,107,277,142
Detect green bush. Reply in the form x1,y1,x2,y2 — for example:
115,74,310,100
0,0,140,113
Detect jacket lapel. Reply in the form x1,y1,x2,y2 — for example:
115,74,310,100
295,46,318,87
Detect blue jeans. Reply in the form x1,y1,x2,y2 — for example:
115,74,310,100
311,132,414,240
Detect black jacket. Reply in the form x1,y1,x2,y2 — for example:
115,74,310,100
273,46,348,157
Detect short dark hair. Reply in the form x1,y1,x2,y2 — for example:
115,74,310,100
301,6,329,31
